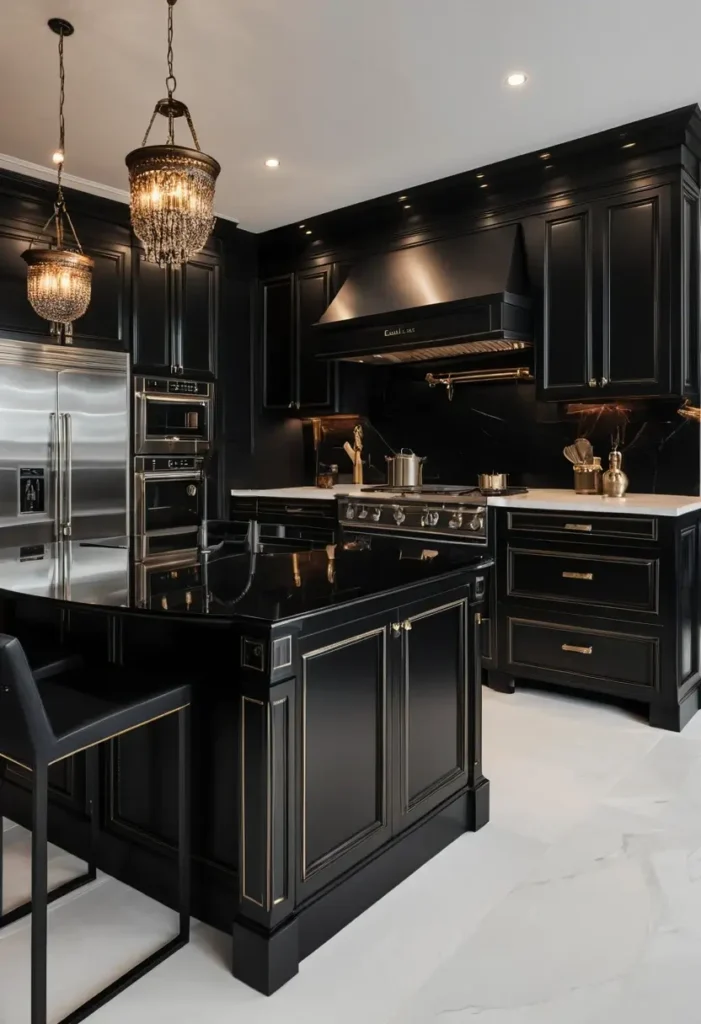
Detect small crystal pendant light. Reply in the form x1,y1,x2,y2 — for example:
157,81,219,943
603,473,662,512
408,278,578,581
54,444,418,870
22,19,94,329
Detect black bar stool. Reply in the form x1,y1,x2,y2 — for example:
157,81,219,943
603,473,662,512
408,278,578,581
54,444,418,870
0,634,192,1024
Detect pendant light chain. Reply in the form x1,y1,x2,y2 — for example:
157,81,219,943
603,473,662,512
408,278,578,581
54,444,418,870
166,0,176,143
55,26,66,245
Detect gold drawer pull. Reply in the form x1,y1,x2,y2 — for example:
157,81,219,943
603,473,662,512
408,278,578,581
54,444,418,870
562,643,593,655
562,571,594,580
564,523,592,532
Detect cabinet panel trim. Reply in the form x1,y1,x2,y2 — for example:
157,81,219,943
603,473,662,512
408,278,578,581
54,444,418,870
301,625,388,880
401,598,468,813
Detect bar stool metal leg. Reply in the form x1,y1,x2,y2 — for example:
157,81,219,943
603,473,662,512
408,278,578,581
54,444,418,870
31,762,49,1024
178,704,191,942
0,756,7,916
0,755,98,931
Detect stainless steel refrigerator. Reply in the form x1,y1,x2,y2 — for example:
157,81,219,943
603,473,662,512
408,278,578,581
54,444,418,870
0,339,130,548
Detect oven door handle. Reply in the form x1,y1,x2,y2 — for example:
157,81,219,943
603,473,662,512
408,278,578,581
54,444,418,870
137,471,204,482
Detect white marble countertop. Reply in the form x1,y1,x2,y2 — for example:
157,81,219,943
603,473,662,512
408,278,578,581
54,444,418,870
487,488,701,517
230,485,701,517
230,485,365,501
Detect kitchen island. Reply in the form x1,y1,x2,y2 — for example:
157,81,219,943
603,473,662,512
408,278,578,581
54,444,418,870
0,537,491,994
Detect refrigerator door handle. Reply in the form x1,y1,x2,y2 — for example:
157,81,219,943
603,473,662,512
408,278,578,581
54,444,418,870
50,411,60,538
63,412,73,536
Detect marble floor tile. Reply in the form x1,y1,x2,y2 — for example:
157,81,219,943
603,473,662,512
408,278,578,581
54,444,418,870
2,687,701,1024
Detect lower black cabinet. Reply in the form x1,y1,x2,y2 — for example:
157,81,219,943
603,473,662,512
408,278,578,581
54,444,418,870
296,586,474,898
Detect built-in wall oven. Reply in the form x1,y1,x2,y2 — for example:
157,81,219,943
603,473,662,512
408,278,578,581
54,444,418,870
134,375,214,455
134,455,205,562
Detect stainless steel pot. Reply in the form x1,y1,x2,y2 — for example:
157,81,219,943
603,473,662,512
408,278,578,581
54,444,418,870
478,472,509,493
385,449,426,487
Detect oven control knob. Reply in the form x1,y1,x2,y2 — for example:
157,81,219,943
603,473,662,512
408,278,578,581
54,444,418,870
371,507,382,522
426,510,440,527
469,515,484,532
186,484,197,497
358,506,368,519
448,510,464,530
393,506,406,525
345,504,356,520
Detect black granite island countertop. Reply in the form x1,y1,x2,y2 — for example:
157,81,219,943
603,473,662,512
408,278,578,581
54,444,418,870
0,536,492,997
0,538,492,623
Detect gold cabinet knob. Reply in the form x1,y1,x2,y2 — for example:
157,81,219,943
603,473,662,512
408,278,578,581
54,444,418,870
391,622,401,634
402,620,413,631
599,376,609,386
588,378,597,387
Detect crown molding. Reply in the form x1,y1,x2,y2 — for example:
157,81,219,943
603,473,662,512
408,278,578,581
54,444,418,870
0,152,131,204
0,152,239,224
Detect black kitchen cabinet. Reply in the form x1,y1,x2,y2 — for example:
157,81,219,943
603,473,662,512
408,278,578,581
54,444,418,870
72,233,131,351
540,185,678,400
296,608,392,900
296,582,477,899
133,250,219,377
392,591,471,831
0,220,52,341
0,219,130,351
262,267,336,412
176,253,219,376
490,507,701,731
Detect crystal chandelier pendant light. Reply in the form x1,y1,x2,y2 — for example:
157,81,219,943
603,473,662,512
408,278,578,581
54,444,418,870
22,19,93,327
125,0,221,267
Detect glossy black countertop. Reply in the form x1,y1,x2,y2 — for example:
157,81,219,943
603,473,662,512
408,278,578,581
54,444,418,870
0,537,492,625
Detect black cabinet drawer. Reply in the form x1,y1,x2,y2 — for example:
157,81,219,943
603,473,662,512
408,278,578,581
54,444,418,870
257,499,336,523
507,547,658,613
507,616,658,689
506,510,658,543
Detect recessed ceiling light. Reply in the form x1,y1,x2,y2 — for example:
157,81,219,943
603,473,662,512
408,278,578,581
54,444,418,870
539,152,551,160
403,204,412,209
476,173,485,179
299,223,305,229
544,164,553,169
621,141,636,149
398,194,408,201
305,229,312,235
480,183,489,189
264,158,280,168
506,71,527,87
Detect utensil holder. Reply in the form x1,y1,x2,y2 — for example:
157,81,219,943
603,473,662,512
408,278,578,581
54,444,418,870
573,459,602,495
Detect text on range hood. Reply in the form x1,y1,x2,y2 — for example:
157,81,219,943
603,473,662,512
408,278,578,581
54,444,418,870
311,225,531,363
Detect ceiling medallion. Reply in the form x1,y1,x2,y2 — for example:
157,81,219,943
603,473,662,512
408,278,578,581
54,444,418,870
22,19,94,327
125,0,220,267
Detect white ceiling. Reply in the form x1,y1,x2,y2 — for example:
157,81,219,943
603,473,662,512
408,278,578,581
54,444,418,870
2,0,701,233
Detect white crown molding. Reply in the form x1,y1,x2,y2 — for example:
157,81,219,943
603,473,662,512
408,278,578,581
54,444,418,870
0,152,130,204
0,152,239,225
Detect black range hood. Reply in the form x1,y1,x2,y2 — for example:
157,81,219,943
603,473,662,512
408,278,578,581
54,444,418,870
311,224,531,364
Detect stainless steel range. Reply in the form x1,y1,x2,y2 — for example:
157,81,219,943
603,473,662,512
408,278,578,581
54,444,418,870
338,487,488,545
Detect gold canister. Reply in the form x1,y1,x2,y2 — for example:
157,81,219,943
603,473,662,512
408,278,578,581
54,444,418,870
573,458,603,494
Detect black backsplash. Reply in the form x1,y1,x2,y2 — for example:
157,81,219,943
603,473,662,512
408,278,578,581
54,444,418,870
368,369,700,494
297,362,700,495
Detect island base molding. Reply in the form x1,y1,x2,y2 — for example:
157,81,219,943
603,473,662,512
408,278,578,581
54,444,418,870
233,780,490,995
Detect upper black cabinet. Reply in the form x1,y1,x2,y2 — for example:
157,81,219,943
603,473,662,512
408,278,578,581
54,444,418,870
0,218,130,351
262,267,336,412
133,250,219,378
540,184,688,400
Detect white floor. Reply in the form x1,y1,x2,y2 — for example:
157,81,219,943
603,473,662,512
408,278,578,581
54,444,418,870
2,687,701,1023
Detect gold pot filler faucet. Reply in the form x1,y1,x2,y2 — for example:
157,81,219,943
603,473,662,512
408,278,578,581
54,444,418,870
343,424,364,485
